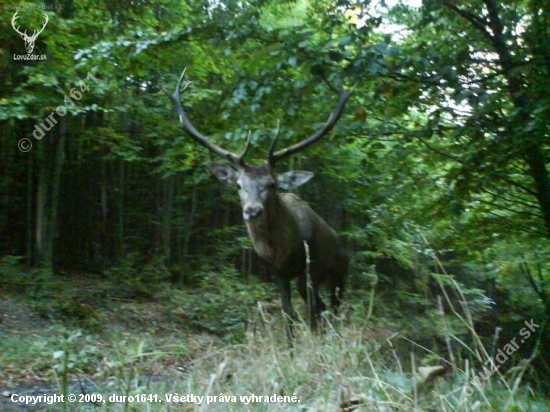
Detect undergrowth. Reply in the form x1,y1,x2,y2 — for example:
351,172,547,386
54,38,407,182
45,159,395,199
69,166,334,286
0,254,548,411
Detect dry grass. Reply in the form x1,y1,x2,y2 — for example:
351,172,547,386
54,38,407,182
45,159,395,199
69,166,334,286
1,260,548,411
141,308,547,412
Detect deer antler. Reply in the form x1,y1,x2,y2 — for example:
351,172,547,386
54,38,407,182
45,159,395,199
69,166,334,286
268,81,356,165
165,68,249,166
11,12,49,39
166,68,356,167
11,12,26,37
33,13,49,39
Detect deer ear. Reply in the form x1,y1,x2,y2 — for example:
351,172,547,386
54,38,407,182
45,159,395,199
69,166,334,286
277,171,314,190
208,163,238,185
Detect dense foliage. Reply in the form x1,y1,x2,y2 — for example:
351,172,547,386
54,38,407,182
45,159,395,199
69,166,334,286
1,0,549,407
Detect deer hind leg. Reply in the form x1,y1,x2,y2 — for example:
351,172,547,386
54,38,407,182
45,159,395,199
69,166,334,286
330,279,344,314
297,275,326,331
327,270,346,313
330,252,348,313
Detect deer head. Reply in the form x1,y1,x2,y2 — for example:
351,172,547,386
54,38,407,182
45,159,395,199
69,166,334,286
12,12,49,54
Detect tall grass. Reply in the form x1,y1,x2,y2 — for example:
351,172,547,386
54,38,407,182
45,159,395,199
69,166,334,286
2,254,547,411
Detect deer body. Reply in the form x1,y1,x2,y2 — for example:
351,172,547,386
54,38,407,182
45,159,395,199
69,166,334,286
249,192,344,316
209,162,347,329
266,193,347,319
166,68,354,332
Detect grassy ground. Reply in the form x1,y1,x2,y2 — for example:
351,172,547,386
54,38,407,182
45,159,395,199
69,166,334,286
0,266,548,411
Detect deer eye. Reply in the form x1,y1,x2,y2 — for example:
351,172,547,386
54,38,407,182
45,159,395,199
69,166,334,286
260,182,275,193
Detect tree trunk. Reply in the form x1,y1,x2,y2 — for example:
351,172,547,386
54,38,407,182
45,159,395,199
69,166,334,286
115,159,124,261
483,1,550,237
35,118,66,268
161,175,175,266
180,181,198,285
26,150,35,264
450,0,550,238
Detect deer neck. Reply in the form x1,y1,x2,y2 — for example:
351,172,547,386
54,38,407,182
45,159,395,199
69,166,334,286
245,194,298,264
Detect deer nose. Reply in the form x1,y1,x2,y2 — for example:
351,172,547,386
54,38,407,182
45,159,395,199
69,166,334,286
244,205,263,220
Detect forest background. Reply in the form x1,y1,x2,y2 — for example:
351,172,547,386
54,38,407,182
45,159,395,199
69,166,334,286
0,0,549,410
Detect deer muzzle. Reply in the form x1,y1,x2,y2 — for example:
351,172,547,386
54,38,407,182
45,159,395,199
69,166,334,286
243,205,263,221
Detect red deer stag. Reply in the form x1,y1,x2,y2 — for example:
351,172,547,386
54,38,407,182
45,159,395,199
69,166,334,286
166,69,354,332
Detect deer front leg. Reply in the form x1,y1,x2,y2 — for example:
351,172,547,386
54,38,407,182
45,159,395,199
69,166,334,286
278,274,295,320
278,274,295,340
297,275,326,331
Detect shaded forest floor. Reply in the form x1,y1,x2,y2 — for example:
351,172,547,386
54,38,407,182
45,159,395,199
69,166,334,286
1,268,549,411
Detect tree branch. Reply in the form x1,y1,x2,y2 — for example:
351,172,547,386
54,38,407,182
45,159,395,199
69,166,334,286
442,1,494,43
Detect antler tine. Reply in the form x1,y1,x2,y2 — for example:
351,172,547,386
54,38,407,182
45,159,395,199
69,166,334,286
270,82,356,164
165,68,243,166
237,131,252,165
37,13,49,35
268,119,281,166
11,12,25,36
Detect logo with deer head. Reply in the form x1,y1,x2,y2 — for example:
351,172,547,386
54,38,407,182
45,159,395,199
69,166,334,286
11,11,49,54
